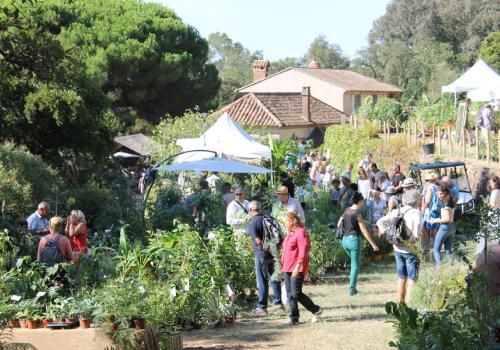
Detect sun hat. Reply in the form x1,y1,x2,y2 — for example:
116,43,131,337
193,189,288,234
401,178,415,188
276,186,289,195
423,172,439,181
326,165,334,172
384,186,397,194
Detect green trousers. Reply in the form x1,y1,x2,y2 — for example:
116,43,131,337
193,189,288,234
342,235,361,293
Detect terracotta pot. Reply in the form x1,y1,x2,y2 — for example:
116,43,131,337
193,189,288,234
26,320,39,329
7,319,19,328
19,319,28,328
42,319,53,328
79,319,91,329
134,319,146,330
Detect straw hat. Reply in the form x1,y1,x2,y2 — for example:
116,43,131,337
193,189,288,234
276,186,289,195
401,178,415,188
424,172,439,181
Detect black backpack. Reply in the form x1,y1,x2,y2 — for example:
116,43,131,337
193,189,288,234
386,205,412,245
40,235,63,267
262,216,285,254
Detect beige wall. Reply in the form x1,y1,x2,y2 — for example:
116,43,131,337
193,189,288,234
250,126,317,140
239,69,346,112
343,92,395,115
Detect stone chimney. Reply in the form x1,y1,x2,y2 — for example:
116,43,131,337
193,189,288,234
252,60,269,83
301,87,311,122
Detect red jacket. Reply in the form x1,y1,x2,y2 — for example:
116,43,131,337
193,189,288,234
281,226,311,277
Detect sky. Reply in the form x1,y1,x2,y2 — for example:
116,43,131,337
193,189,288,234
152,0,391,61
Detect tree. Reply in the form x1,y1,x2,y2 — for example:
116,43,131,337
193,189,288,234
0,0,118,168
479,32,500,72
48,0,220,123
208,32,262,107
302,35,350,69
269,57,301,74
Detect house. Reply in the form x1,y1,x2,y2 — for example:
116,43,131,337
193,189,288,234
212,60,402,140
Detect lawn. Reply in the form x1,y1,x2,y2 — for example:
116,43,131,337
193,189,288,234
183,260,397,350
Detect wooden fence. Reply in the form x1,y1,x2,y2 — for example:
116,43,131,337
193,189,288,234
344,115,500,165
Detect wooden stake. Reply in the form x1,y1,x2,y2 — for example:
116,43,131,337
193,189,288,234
461,127,466,158
475,128,480,160
498,130,500,164
448,125,452,156
437,127,441,155
388,122,391,141
432,126,436,144
486,130,491,163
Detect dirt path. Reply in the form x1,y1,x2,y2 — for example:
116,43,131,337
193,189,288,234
183,261,397,350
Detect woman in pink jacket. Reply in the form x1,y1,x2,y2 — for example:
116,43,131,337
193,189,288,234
281,211,322,325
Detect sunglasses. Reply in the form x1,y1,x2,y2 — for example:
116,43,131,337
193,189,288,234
235,193,243,196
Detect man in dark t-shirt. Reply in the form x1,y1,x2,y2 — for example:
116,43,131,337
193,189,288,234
390,163,406,195
247,201,283,314
280,172,295,198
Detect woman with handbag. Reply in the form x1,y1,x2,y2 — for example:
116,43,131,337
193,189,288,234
337,192,379,295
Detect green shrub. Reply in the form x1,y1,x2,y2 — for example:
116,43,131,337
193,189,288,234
372,97,404,124
322,124,381,176
0,142,59,217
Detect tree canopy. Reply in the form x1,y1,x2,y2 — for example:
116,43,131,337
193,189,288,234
207,32,262,107
302,35,350,69
479,32,500,72
48,0,220,123
0,0,118,168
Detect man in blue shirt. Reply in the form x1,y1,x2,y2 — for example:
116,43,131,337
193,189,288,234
441,176,459,205
247,200,283,315
27,201,50,234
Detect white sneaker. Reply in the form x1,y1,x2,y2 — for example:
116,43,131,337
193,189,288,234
283,317,298,326
311,307,322,323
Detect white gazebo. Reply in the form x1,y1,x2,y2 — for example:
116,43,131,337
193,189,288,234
175,112,272,164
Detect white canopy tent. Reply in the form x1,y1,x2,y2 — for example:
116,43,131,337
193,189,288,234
442,60,500,103
175,112,271,163
467,83,500,102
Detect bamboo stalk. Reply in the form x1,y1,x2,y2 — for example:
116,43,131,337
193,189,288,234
448,125,452,156
475,128,480,160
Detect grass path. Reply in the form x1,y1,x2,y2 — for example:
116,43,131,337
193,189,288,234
183,260,398,350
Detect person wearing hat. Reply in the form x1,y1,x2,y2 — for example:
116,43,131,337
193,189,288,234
421,173,439,255
401,178,416,190
272,186,305,224
384,185,400,213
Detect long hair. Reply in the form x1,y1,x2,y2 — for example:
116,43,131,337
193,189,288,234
71,210,86,224
285,211,304,229
437,185,454,207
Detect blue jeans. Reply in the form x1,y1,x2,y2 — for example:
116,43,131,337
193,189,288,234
342,235,361,293
395,252,419,280
255,257,282,309
433,223,454,265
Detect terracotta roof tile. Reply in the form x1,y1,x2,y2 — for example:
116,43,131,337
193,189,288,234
212,93,346,128
252,60,270,69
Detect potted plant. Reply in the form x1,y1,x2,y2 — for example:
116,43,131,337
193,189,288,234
15,300,31,328
1,302,19,328
25,300,43,329
73,296,96,329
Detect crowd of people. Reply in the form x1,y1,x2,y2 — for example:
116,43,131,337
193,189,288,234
26,150,500,325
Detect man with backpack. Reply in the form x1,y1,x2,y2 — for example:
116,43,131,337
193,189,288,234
247,201,284,315
376,189,422,303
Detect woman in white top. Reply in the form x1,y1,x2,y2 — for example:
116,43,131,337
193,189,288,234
488,175,500,210
429,186,455,265
357,167,371,199
367,190,386,222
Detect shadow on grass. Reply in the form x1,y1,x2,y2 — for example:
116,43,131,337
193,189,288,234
321,302,387,311
322,313,388,323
